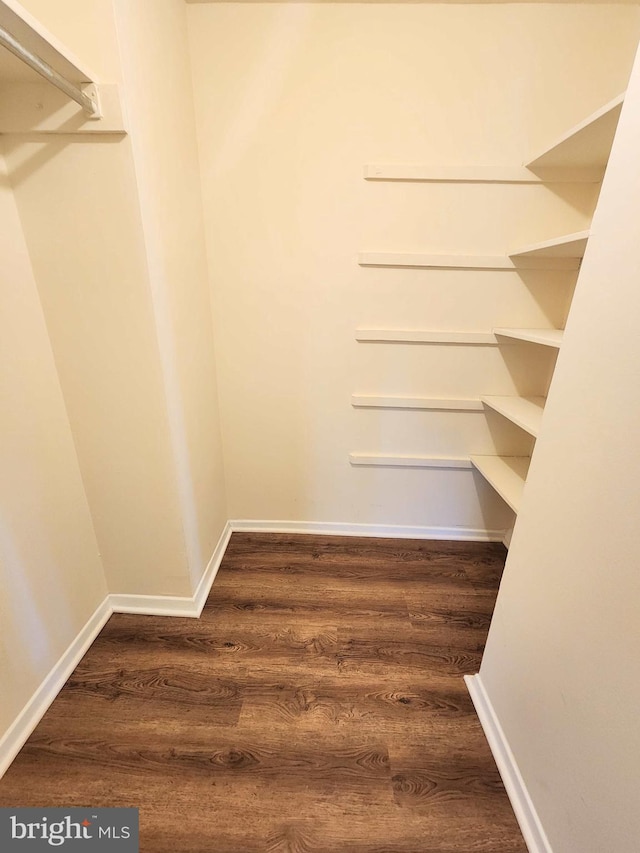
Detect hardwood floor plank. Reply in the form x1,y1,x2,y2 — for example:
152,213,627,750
405,591,496,650
202,571,412,618
0,533,525,852
234,680,478,731
95,614,339,661
337,622,483,679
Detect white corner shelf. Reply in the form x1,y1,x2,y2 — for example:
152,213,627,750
481,396,545,438
493,328,564,349
470,455,530,513
526,93,624,172
509,230,589,260
356,94,623,525
355,329,498,345
351,395,484,411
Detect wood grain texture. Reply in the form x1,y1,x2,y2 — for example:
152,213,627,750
0,533,526,852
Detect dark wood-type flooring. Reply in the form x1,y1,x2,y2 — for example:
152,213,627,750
0,533,527,852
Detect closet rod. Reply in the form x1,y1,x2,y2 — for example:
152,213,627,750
0,24,99,117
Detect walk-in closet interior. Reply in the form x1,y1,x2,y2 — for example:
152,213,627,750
1,1,640,851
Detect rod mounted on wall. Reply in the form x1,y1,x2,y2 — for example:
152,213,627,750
0,23,100,117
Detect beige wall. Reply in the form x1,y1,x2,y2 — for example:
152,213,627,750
4,0,226,596
113,0,227,587
187,2,640,531
480,42,640,853
525,5,640,157
0,151,107,738
3,139,194,596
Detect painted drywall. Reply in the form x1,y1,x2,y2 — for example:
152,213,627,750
4,0,227,595
0,151,107,739
525,5,640,157
480,41,640,853
113,0,227,589
3,133,192,596
187,2,640,531
9,0,122,82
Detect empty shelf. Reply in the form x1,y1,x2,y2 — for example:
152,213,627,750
509,230,589,259
481,396,545,438
470,455,530,513
494,328,563,348
527,93,624,171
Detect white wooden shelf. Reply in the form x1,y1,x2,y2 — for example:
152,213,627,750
0,0,125,133
509,230,589,260
526,93,624,172
355,329,498,345
363,164,600,184
351,395,484,411
0,0,96,84
358,252,579,271
350,454,472,469
470,455,530,513
494,328,563,349
481,396,545,438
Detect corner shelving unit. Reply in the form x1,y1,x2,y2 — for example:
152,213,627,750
471,94,624,519
353,91,625,533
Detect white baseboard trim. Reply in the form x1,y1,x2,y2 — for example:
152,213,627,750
0,595,113,780
108,593,199,618
0,522,235,781
192,521,233,616
229,519,505,542
465,674,552,853
110,521,233,618
1,522,507,783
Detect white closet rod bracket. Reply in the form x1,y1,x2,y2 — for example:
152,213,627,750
0,23,100,117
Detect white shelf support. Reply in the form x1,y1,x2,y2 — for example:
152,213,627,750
350,454,473,469
355,329,498,345
352,395,484,411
